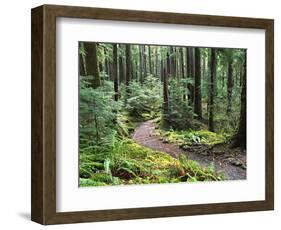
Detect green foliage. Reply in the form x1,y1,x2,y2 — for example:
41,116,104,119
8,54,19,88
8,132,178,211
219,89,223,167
80,78,119,146
104,158,111,174
125,76,162,120
179,155,224,181
162,79,195,130
80,78,136,148
79,163,93,178
91,172,113,183
80,178,107,187
79,43,245,187
161,129,226,146
80,139,223,186
79,42,86,56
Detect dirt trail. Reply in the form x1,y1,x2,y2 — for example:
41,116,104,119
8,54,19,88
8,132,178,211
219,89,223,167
132,120,246,180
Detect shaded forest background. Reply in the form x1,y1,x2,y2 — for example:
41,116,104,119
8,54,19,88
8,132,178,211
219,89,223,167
79,42,247,186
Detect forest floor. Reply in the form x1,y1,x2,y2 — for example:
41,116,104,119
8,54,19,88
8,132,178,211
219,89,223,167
132,120,246,180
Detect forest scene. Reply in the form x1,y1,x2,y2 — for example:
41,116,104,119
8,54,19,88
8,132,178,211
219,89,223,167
79,42,247,187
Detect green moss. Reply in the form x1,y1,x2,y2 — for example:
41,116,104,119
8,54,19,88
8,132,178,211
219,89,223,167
80,178,107,187
159,129,226,146
195,130,226,145
80,140,223,187
115,113,138,137
179,155,224,181
90,172,113,183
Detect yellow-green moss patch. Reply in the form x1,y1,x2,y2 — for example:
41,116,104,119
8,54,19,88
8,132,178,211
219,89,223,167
80,139,224,186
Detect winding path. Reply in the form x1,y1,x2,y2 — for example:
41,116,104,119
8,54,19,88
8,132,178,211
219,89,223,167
132,120,246,180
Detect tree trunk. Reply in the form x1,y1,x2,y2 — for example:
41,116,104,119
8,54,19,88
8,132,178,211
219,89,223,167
169,47,174,77
167,50,171,77
172,47,177,77
180,48,185,79
227,56,233,114
155,47,158,77
118,46,125,84
79,42,86,76
160,59,164,82
221,68,225,97
109,62,114,81
232,52,246,149
113,44,118,101
148,45,152,74
143,45,147,80
194,48,202,119
139,45,143,83
125,44,132,96
209,49,216,131
163,53,169,119
187,47,194,105
84,42,101,88
135,59,138,81
179,48,186,100
105,53,109,78
99,46,103,73
175,48,179,81
240,63,243,87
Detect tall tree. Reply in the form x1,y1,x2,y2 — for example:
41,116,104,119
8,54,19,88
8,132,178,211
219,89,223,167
179,48,186,100
148,45,152,74
209,48,216,131
163,53,169,118
84,42,101,88
232,51,246,148
134,59,138,81
118,45,125,84
226,51,234,114
194,48,202,119
155,47,158,77
172,47,177,77
125,44,132,96
175,48,179,80
167,49,171,76
139,45,144,83
98,46,104,73
180,48,185,79
113,44,118,101
143,45,147,80
187,47,194,105
109,62,114,81
169,47,174,76
239,62,243,87
105,49,110,79
79,42,86,76
160,59,164,82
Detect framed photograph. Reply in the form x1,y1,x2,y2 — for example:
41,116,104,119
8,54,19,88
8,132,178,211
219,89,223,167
31,4,274,225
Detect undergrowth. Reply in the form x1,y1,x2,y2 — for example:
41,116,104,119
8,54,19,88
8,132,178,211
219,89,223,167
156,128,227,146
80,139,224,187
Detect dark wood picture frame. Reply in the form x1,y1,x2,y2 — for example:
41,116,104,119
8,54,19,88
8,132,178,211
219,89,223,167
31,4,274,225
